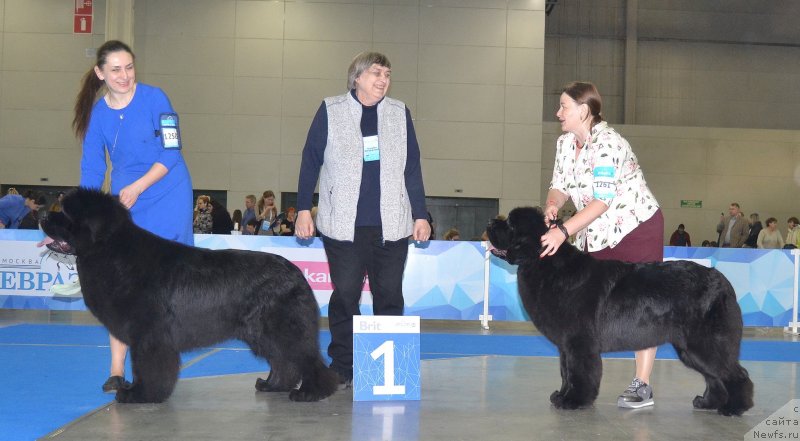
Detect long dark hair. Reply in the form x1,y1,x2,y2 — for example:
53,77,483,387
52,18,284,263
72,40,135,140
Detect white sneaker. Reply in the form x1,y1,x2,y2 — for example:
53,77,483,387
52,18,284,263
50,280,82,296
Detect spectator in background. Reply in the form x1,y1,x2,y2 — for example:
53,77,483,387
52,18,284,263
757,217,784,249
241,194,257,233
49,191,65,213
743,213,762,248
668,224,691,246
279,207,297,236
6,187,19,195
443,228,461,241
231,209,243,232
193,195,212,234
785,217,800,249
0,191,46,229
701,240,711,247
257,190,279,236
210,199,234,234
717,203,749,248
245,218,260,235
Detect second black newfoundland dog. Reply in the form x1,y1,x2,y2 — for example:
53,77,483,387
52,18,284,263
41,188,338,403
486,207,753,416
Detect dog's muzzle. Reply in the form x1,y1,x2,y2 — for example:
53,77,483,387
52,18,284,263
46,240,76,255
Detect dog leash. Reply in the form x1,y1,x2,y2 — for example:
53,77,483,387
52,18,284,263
550,218,570,240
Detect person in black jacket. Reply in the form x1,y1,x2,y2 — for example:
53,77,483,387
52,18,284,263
744,213,762,248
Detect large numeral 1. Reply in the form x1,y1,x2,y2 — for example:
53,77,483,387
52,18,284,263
370,340,406,395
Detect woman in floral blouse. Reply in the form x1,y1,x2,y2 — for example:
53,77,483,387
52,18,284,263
540,81,664,410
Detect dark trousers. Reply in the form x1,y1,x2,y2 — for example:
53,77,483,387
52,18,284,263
322,227,409,378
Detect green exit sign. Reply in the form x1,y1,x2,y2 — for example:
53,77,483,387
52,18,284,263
680,200,702,208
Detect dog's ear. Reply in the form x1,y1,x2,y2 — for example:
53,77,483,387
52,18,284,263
64,188,130,245
503,207,545,265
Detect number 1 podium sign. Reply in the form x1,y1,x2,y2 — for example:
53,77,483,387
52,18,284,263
353,315,420,401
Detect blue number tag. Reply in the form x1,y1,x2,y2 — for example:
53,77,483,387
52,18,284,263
160,113,181,150
363,135,380,162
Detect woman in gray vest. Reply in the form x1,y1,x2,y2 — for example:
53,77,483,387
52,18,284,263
295,52,430,387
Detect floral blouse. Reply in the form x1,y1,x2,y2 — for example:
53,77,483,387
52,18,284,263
550,121,659,252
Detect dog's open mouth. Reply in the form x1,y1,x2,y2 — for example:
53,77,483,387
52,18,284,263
42,237,76,255
490,249,507,259
485,241,508,259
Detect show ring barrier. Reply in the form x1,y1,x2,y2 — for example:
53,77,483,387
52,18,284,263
1,231,797,330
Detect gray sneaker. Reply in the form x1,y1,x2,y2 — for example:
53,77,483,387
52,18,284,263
617,378,654,409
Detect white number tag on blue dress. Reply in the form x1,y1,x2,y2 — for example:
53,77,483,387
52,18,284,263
160,113,182,150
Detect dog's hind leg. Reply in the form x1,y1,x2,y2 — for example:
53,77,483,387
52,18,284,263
289,355,339,402
245,335,298,393
672,342,728,411
116,332,180,403
719,364,754,416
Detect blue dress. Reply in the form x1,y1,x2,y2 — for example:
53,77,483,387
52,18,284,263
80,83,194,246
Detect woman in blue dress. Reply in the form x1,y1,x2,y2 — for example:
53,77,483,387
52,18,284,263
72,40,194,393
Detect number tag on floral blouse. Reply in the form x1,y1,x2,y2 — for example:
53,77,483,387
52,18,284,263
159,113,182,150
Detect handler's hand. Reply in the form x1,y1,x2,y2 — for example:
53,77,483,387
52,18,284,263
412,219,431,242
540,226,566,258
543,204,559,227
295,210,315,239
118,184,143,209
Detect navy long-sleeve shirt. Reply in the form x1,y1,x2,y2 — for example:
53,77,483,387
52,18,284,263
297,92,427,226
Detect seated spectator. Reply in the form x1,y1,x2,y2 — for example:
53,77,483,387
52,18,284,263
757,217,785,249
49,191,65,213
245,218,260,235
786,217,800,249
193,195,212,234
701,240,711,247
280,207,296,236
743,213,762,248
0,190,46,229
443,228,461,241
242,195,257,231
668,224,691,246
231,209,243,232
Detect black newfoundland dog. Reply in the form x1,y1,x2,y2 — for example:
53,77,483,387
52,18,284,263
41,188,338,403
486,207,753,416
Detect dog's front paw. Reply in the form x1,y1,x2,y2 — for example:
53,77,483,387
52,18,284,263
115,387,144,404
255,377,291,392
115,385,165,404
692,395,716,410
550,390,564,406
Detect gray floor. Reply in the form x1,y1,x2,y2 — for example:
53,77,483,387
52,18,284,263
44,355,794,441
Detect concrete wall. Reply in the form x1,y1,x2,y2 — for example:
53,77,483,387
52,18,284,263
2,0,800,244
0,0,545,217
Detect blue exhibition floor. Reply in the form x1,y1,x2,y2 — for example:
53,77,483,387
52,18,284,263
1,324,799,441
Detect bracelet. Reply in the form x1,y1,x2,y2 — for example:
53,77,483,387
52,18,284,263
556,223,569,240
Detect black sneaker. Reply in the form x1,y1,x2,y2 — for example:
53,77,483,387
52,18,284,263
102,376,131,393
617,378,654,409
337,373,352,391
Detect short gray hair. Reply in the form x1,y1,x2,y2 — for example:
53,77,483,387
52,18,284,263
347,52,391,90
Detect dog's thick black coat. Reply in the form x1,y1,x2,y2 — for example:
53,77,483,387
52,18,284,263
41,188,338,403
486,207,753,416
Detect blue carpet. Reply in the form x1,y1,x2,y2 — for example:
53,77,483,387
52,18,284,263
2,323,800,440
